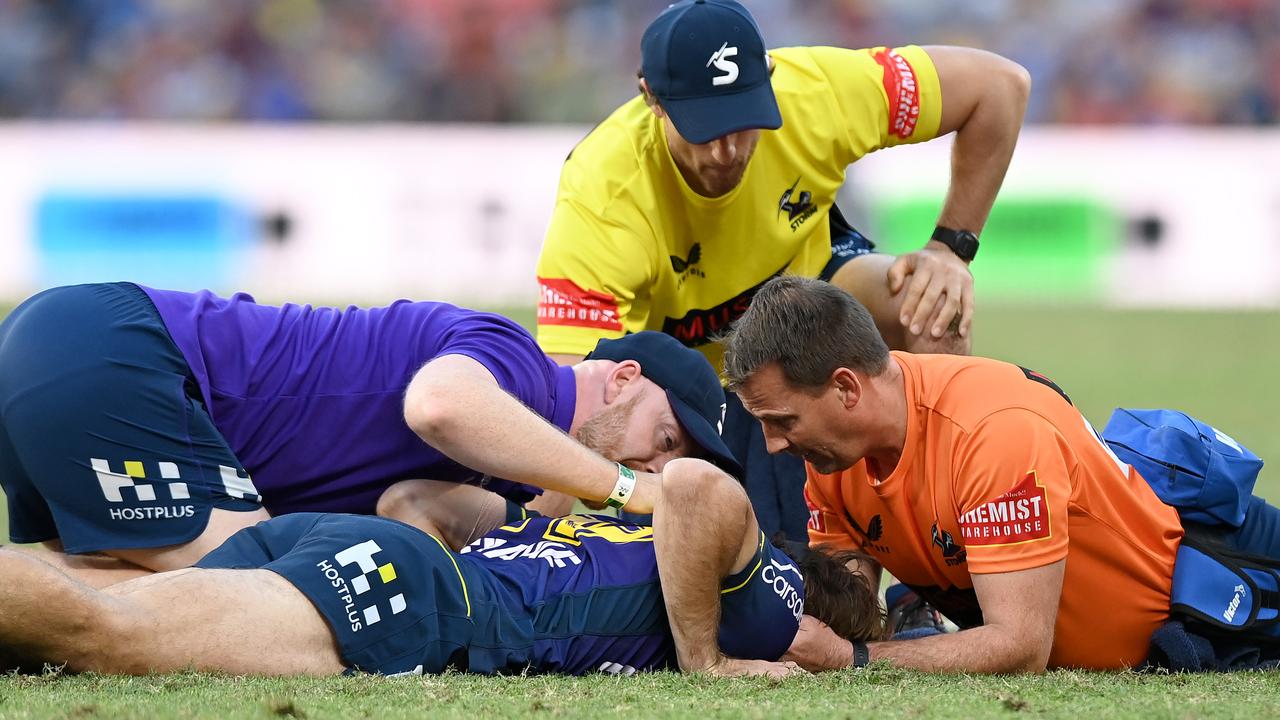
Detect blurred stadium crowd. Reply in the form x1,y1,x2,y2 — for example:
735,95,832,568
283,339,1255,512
2,0,1277,125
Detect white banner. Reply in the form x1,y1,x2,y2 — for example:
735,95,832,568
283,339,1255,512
2,124,1278,307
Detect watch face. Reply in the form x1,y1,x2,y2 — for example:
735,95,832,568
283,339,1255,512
932,226,978,260
954,231,979,261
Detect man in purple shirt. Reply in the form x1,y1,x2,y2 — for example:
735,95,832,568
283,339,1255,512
0,282,737,583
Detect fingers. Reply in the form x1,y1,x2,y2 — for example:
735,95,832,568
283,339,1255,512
771,660,807,679
957,280,975,339
894,250,975,340
885,254,915,295
898,269,935,336
927,283,963,339
705,658,808,678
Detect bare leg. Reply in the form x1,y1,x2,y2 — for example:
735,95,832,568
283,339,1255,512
651,458,801,678
377,480,507,550
0,547,343,676
828,254,971,355
18,542,153,588
26,507,272,586
106,507,272,572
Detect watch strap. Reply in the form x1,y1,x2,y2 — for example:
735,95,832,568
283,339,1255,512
931,225,980,262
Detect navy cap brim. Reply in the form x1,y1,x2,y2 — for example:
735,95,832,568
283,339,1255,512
666,389,743,478
661,79,781,145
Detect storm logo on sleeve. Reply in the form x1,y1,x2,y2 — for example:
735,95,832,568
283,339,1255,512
959,472,1051,546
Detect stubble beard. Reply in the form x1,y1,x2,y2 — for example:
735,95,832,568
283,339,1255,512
574,394,642,460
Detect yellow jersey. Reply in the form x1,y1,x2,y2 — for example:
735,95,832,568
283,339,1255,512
536,45,943,370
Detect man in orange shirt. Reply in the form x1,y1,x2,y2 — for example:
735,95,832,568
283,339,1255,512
719,275,1188,672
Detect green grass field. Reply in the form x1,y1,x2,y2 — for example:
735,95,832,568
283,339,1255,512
2,302,1280,718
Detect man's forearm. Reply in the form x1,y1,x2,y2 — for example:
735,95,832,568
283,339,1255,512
404,355,659,512
651,460,759,673
867,624,1048,674
935,57,1030,234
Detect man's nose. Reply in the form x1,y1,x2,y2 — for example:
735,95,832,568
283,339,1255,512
761,425,790,455
709,135,737,164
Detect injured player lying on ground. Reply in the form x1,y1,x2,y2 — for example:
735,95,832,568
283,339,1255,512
0,459,883,678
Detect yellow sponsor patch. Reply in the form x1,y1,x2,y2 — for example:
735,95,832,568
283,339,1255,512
378,563,397,583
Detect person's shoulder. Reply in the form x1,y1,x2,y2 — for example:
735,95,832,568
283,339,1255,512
904,353,1078,438
559,96,663,209
770,46,877,86
902,353,1033,423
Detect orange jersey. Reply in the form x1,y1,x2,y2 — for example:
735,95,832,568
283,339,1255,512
805,352,1183,669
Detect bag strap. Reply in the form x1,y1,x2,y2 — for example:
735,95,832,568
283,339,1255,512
1171,531,1280,638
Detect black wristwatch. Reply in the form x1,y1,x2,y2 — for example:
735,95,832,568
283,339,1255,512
851,641,870,668
931,226,980,262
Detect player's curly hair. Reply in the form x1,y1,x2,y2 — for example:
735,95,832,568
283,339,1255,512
777,537,888,642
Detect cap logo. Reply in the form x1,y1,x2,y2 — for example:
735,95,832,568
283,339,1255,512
707,42,739,86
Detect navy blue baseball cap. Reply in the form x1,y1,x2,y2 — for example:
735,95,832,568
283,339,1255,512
589,331,742,477
641,0,781,145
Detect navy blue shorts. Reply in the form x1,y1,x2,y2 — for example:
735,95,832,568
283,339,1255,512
0,283,260,554
818,204,876,281
197,513,481,676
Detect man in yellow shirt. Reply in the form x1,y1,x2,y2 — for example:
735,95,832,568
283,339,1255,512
534,0,1031,542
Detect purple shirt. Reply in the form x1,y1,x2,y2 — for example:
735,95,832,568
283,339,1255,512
139,286,576,516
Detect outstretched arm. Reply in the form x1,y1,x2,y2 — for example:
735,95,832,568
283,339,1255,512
886,46,1031,342
788,560,1063,673
404,354,661,513
377,479,510,550
651,458,802,678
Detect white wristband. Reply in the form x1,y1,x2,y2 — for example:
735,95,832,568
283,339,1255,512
604,463,637,509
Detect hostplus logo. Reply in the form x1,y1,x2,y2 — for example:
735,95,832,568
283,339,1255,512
92,458,260,521
778,177,816,231
92,458,196,521
316,540,407,633
670,242,705,286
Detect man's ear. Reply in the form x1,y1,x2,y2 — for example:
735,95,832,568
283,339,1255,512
639,78,666,118
830,368,862,411
604,360,644,404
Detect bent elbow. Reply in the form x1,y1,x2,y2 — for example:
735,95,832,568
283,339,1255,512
1011,636,1052,674
403,381,459,443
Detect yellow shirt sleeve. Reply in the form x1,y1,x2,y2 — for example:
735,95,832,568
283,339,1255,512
535,197,656,357
799,45,943,165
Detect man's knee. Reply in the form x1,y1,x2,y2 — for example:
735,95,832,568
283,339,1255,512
901,329,971,356
107,508,267,572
